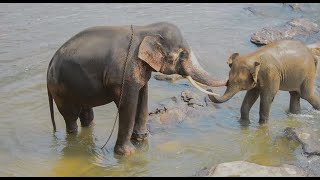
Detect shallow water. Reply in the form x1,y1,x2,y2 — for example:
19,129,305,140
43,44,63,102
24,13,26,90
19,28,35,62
1,3,320,176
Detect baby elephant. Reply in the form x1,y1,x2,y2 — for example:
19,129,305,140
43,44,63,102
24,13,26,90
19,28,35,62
209,40,320,124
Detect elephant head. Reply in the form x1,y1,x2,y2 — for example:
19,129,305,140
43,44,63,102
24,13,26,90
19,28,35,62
208,52,261,103
138,22,226,95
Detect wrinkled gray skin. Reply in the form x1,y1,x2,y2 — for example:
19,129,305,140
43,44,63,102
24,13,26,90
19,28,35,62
47,22,226,156
209,40,320,124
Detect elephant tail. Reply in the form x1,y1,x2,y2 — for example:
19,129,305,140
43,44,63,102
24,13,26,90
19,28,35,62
47,87,56,132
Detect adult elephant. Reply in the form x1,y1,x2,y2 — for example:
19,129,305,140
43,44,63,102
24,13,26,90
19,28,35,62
47,22,226,156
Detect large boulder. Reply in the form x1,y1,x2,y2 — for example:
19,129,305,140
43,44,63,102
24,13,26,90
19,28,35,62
284,127,320,156
284,127,320,176
195,161,307,177
147,90,211,134
250,18,319,46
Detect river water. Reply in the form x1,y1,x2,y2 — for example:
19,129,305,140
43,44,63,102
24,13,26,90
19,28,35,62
1,3,320,177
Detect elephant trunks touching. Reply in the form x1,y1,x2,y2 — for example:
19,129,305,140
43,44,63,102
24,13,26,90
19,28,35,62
208,86,239,103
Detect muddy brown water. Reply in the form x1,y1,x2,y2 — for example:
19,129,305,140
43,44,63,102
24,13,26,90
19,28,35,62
1,3,320,176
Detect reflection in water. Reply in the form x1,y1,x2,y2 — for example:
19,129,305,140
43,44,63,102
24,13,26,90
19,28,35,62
239,124,299,166
50,127,152,176
130,139,150,154
51,128,97,176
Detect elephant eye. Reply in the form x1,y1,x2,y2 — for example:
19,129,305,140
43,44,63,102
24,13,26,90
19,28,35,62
179,50,188,60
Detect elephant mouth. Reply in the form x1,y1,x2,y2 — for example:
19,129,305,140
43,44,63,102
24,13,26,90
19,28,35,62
186,76,221,97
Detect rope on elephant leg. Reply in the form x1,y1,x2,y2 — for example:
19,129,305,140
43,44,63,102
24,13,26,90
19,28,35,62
101,24,134,150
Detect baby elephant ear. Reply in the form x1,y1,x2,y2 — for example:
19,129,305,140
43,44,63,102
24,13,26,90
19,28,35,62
227,53,239,68
138,35,164,72
250,61,261,87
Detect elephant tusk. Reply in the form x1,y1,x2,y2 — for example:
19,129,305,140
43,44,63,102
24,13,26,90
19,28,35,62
186,76,221,97
195,81,208,87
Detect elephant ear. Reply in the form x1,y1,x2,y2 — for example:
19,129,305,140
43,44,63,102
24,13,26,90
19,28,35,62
227,53,239,68
249,58,261,87
138,35,165,72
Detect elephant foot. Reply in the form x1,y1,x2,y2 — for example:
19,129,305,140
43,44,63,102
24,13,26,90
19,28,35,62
66,127,78,133
131,138,149,150
114,142,136,156
259,119,268,126
131,130,149,142
239,118,251,127
289,109,301,114
65,120,78,133
80,120,95,127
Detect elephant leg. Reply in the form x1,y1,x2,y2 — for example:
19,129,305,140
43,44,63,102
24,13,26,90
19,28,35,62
114,86,140,156
289,91,301,114
259,82,279,124
132,83,149,142
301,79,320,110
56,101,80,133
240,88,260,121
79,107,94,127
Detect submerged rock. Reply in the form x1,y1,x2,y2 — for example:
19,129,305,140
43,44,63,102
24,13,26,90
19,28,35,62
283,3,303,11
250,18,319,46
243,6,268,17
195,161,307,177
181,90,206,108
243,6,258,15
153,73,184,82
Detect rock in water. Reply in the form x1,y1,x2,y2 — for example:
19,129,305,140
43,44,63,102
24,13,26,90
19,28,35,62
284,127,320,176
284,127,320,156
181,90,206,107
250,18,319,46
195,161,307,177
147,90,212,134
283,3,303,11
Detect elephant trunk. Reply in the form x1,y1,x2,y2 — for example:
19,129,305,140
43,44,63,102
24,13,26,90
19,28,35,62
208,84,239,103
187,51,227,87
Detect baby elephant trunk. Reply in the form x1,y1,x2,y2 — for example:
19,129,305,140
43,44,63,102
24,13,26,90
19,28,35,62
208,84,239,103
